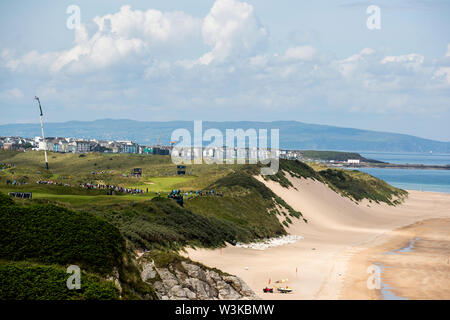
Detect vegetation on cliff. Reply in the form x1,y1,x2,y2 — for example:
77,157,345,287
0,261,119,300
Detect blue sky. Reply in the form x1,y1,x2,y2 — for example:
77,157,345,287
1,0,450,141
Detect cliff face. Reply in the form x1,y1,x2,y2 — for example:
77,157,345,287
139,257,259,300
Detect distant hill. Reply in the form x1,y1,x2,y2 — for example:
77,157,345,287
1,119,449,153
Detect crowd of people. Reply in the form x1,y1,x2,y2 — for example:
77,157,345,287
37,180,70,187
6,179,26,186
30,177,224,199
168,189,223,200
167,189,184,206
79,183,144,194
1,163,15,170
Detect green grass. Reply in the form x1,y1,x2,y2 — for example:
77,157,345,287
0,261,119,300
318,168,408,205
88,197,251,251
0,150,304,246
300,150,371,162
198,168,305,224
124,176,197,192
262,159,319,188
0,191,158,300
0,196,126,276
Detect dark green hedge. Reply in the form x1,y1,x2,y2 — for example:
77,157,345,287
0,197,125,275
0,261,118,300
0,191,14,207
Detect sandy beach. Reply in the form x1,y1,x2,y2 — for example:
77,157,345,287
185,175,450,300
340,218,450,299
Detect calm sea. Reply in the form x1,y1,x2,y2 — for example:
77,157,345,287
354,152,450,194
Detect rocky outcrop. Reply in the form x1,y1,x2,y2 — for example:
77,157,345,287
139,257,259,300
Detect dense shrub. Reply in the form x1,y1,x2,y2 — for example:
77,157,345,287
0,261,118,300
91,198,243,250
0,192,14,207
0,198,125,275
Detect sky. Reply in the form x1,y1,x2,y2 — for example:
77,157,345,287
1,0,450,141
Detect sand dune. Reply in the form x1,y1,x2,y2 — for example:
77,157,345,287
185,174,450,299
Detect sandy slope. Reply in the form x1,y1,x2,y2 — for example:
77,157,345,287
185,175,450,300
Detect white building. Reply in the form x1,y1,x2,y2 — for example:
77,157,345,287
73,140,90,153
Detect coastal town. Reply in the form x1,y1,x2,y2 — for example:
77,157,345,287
2,135,449,171
0,136,171,155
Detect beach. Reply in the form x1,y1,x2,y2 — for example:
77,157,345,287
340,218,450,299
185,176,450,300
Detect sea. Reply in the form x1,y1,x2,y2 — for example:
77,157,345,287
352,152,450,194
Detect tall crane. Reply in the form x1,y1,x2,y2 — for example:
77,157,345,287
34,96,49,170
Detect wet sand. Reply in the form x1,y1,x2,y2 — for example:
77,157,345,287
340,218,450,300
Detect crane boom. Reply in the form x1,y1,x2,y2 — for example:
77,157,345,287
35,96,49,170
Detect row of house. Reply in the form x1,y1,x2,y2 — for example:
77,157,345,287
34,137,142,154
2,136,298,160
1,135,175,155
0,136,34,151
171,146,279,161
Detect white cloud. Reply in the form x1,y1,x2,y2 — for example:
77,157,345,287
0,88,24,100
284,46,316,61
1,5,202,74
1,0,450,123
198,0,268,65
381,53,424,65
337,47,375,77
249,55,269,68
433,67,450,85
93,5,200,45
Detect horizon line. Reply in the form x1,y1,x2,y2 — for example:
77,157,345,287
0,118,449,143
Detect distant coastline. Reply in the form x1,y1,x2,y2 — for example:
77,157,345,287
333,163,450,170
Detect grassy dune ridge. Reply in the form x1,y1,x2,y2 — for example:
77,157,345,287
263,159,407,205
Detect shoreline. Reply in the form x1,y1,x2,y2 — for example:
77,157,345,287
340,218,450,300
331,163,450,170
185,181,450,300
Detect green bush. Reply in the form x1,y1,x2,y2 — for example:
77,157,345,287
0,192,14,207
0,261,118,300
0,198,125,275
90,197,243,250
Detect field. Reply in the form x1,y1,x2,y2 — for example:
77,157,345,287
0,149,407,210
0,150,234,207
